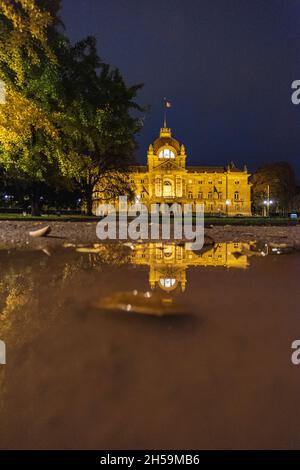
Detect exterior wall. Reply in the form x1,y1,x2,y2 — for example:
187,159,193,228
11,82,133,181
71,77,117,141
93,127,252,216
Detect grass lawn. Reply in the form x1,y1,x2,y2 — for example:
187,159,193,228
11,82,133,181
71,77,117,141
0,213,298,226
0,213,99,222
202,216,300,226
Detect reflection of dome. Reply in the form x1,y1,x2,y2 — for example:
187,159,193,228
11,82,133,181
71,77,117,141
159,278,178,291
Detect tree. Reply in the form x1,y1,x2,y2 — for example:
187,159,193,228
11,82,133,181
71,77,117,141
0,0,64,214
251,162,296,215
0,2,143,216
58,37,143,215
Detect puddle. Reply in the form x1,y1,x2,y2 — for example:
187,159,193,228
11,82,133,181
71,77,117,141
0,240,300,449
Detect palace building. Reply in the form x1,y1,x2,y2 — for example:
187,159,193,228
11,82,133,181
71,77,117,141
128,126,251,215
93,124,252,215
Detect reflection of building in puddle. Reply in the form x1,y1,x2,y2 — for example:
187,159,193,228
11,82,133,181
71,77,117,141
130,242,253,292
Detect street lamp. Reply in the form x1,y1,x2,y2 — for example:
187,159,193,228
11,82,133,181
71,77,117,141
225,199,231,216
263,199,273,217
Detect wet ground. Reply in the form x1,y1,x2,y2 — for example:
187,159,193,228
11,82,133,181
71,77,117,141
0,240,300,449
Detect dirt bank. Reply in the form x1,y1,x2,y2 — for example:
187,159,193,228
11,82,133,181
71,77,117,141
1,220,300,250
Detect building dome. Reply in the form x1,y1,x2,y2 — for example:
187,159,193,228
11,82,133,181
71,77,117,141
152,127,181,154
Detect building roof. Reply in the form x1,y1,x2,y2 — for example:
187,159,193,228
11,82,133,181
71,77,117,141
152,127,181,154
153,136,181,154
131,166,147,173
187,166,226,173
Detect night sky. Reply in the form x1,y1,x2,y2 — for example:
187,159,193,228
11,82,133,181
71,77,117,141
61,0,300,179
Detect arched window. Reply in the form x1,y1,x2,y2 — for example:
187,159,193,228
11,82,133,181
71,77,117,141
234,191,239,200
198,192,203,199
159,148,175,159
188,191,193,199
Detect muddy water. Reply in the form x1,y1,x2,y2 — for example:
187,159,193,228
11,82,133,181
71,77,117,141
0,241,300,449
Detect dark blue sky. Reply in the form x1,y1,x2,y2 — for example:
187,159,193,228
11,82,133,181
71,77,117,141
61,0,300,179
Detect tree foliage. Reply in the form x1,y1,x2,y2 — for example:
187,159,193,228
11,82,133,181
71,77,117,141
251,162,296,214
57,36,143,214
0,1,143,215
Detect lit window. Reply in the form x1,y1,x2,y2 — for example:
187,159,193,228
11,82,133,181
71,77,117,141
198,192,203,199
234,191,239,200
159,148,175,159
163,180,173,197
188,191,193,199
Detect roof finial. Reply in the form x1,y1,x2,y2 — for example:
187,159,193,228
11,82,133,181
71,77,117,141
163,97,172,128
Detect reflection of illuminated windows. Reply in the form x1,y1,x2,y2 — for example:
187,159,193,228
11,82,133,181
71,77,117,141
163,245,174,258
159,148,175,158
159,278,176,288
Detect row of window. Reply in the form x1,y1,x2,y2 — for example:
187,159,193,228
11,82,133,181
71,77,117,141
133,179,241,185
139,191,241,200
188,191,240,200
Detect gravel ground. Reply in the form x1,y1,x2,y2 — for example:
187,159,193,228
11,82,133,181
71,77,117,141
0,220,300,249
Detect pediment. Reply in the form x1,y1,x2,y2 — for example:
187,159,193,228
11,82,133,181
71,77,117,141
154,160,182,171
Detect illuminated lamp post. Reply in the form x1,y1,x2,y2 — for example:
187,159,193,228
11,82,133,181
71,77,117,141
225,199,231,216
263,199,273,217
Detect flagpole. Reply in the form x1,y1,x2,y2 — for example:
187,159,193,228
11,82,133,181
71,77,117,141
163,97,167,127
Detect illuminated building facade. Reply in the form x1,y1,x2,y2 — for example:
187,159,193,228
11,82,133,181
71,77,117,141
127,126,252,215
